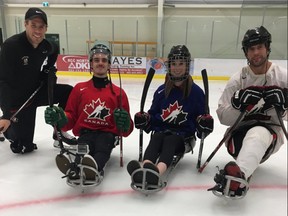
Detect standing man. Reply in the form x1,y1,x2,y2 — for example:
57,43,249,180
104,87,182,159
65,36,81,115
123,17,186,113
209,26,287,199
0,8,73,154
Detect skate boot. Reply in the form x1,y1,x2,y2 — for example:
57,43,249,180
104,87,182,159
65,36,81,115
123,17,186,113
143,163,160,187
127,160,142,184
55,153,72,174
208,161,249,199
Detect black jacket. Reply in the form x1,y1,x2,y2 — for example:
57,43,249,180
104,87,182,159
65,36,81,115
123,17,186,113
0,31,58,119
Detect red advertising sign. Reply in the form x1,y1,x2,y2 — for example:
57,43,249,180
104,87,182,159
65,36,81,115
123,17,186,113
57,55,90,73
57,55,146,74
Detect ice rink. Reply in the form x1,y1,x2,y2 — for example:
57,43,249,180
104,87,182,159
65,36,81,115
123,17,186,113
0,76,287,216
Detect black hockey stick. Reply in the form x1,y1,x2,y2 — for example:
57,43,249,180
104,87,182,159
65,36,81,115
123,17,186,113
139,67,155,162
197,69,209,169
198,109,248,173
47,68,65,151
117,66,124,167
10,82,44,123
275,107,288,140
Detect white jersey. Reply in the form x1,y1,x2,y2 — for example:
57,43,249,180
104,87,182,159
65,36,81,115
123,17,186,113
217,62,287,152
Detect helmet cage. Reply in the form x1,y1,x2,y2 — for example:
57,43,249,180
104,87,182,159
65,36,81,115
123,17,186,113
89,44,112,64
167,45,191,82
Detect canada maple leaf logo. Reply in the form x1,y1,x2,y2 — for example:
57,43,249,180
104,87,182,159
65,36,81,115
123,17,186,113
84,99,110,120
161,101,187,124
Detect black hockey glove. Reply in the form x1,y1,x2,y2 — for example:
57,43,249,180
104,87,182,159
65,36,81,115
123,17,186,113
134,112,150,130
40,65,57,84
196,114,214,138
231,86,264,111
263,86,288,112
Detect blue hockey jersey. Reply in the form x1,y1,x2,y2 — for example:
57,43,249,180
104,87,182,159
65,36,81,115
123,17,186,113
147,82,205,138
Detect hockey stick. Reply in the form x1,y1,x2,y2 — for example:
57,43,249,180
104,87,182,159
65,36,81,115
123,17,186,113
117,66,124,167
10,82,44,123
139,67,155,162
198,109,248,173
47,68,65,151
197,69,209,169
275,107,288,140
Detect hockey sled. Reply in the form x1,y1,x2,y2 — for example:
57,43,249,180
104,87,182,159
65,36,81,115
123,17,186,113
56,144,104,188
209,174,249,200
130,154,183,195
65,163,104,188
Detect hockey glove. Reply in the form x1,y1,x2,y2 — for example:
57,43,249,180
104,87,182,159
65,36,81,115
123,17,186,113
40,65,57,83
134,112,150,129
231,86,264,111
196,114,214,138
263,86,288,111
113,108,130,133
44,106,68,128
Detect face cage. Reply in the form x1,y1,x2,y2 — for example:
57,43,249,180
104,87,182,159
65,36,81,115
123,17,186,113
89,48,111,64
167,57,190,82
212,174,249,200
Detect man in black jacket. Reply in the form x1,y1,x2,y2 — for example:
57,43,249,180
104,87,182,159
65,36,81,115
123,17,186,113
0,8,73,153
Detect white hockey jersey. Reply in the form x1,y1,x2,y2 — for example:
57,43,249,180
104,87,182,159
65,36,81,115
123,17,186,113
217,62,288,152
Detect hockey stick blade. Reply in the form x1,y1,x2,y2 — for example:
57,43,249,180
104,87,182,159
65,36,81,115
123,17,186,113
139,67,155,162
197,69,209,169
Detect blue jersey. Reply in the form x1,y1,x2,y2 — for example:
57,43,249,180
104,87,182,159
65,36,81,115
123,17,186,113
148,82,205,138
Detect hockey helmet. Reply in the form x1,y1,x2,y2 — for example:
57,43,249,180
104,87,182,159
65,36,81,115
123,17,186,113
167,45,191,82
89,43,112,64
242,26,271,53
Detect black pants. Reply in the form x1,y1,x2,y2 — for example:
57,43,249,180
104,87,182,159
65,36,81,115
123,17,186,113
143,132,185,167
78,130,116,171
4,83,72,148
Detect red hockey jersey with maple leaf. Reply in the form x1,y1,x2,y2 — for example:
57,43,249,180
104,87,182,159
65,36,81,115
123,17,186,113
62,79,133,137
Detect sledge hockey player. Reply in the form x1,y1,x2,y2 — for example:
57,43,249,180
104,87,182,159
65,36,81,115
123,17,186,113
127,45,214,193
0,7,74,153
209,26,288,199
45,43,134,187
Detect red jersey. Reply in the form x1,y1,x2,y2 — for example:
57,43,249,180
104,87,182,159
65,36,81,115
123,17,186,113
62,79,133,137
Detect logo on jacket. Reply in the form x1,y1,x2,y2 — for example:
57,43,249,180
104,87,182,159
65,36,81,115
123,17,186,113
84,99,110,120
161,101,187,124
22,56,29,65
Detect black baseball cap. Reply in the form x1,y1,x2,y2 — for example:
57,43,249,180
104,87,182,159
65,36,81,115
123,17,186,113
25,7,47,25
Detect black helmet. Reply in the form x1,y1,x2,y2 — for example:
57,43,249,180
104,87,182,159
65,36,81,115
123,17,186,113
242,26,271,53
167,45,191,81
89,43,112,63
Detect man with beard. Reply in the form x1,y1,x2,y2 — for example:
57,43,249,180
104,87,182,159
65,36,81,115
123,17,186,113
209,26,287,199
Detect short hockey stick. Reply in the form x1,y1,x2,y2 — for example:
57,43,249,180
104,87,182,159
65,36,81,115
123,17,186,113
198,109,248,173
10,82,44,123
197,69,209,169
117,66,124,167
139,67,155,162
47,68,65,152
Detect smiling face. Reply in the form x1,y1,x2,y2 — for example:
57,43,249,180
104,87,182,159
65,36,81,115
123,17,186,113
90,53,110,78
246,43,269,68
170,59,187,80
25,17,47,48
